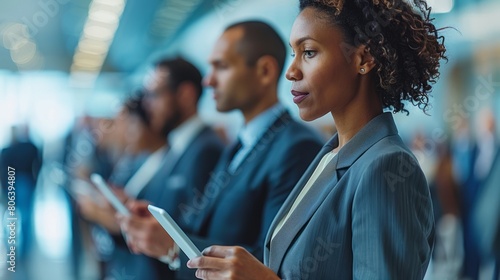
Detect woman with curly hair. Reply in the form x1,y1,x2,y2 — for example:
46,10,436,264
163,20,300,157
187,0,447,279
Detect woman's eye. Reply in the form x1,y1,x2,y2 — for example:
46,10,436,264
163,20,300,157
291,52,296,58
304,50,316,58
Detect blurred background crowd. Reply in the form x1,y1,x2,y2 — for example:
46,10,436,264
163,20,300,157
0,0,499,279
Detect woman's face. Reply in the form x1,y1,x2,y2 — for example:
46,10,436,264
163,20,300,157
286,7,361,121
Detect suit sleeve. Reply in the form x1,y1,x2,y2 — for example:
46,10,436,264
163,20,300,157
351,151,434,280
157,142,223,239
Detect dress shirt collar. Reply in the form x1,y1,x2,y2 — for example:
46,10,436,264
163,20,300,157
238,103,286,148
167,114,205,155
325,112,399,170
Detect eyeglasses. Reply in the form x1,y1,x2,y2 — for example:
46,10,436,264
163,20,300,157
144,87,176,99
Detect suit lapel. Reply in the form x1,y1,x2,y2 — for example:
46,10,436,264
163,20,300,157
268,151,340,272
229,111,293,175
169,126,210,174
138,126,209,199
189,144,236,233
265,112,400,272
264,141,334,263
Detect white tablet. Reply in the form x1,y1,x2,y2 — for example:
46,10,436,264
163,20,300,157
90,173,130,216
148,205,202,260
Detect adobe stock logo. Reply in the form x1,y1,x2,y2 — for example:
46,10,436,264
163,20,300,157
1,0,70,68
289,237,340,279
444,74,500,131
20,0,70,36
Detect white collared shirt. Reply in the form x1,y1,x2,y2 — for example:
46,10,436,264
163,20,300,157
272,150,338,240
123,146,167,198
228,103,286,173
167,115,206,156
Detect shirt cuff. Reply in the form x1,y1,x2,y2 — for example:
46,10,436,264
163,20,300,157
158,244,180,271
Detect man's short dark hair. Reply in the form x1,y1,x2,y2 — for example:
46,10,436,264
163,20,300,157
155,57,203,101
225,20,287,78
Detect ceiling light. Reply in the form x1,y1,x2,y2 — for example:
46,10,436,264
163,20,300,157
89,9,120,25
83,24,115,40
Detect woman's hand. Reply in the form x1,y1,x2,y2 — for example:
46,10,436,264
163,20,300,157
187,246,280,280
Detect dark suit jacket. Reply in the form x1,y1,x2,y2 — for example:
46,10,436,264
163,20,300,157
107,126,224,280
264,112,434,280
1,141,41,189
176,111,323,279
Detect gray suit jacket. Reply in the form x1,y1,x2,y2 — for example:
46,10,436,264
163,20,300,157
264,112,434,280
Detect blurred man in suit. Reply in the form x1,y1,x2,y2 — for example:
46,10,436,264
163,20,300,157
118,21,323,279
80,57,224,280
1,125,42,261
460,108,498,279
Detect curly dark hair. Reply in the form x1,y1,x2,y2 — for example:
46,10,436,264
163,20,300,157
299,0,447,114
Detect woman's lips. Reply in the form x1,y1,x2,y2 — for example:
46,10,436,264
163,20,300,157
291,90,309,104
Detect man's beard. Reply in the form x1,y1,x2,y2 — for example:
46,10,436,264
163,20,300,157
161,108,183,137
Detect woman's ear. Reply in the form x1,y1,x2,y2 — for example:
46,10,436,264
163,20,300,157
353,45,376,75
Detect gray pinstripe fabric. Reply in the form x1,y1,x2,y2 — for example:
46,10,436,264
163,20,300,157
264,112,434,280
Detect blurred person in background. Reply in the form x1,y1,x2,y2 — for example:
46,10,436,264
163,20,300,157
187,0,446,278
460,107,498,279
70,115,127,279
99,57,224,280
57,115,95,280
60,114,115,280
107,91,167,187
412,130,464,278
0,125,42,261
451,117,474,188
118,20,323,280
77,92,166,278
432,141,464,278
410,130,440,220
67,116,125,183
473,144,500,280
